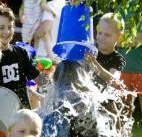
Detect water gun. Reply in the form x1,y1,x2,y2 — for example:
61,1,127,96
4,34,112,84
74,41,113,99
32,58,55,75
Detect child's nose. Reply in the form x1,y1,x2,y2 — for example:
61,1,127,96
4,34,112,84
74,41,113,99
100,35,105,41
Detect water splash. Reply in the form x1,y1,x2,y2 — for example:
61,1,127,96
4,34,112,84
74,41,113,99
38,61,136,137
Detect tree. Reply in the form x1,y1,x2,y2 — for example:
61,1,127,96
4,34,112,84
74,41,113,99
74,0,142,47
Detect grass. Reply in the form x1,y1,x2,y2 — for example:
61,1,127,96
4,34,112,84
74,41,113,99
132,117,142,137
132,97,142,137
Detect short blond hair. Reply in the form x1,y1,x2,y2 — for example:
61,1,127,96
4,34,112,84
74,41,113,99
8,109,42,134
0,2,15,21
99,12,125,34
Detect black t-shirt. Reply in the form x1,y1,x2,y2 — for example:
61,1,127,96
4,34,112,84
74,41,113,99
97,51,126,71
93,50,126,87
0,45,39,109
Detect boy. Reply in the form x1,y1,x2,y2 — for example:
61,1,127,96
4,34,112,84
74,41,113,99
8,109,42,137
86,12,125,87
0,2,39,109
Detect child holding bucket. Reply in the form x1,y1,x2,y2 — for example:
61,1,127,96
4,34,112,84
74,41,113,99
35,0,65,59
39,3,127,136
33,0,58,58
19,0,56,44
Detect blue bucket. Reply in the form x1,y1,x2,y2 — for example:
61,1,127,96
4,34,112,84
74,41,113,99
53,3,97,61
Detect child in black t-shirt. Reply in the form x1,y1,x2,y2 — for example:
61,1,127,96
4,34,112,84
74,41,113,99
0,3,39,109
86,12,126,87
85,12,126,133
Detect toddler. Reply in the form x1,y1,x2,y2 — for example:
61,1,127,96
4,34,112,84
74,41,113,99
8,109,42,137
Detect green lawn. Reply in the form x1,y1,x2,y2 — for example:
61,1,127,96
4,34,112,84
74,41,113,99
133,126,142,137
132,97,142,137
132,118,142,137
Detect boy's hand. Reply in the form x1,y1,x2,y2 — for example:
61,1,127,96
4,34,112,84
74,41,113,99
85,52,96,63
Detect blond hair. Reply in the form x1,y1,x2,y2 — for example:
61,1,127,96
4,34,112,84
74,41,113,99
8,109,42,135
0,2,15,21
99,12,125,34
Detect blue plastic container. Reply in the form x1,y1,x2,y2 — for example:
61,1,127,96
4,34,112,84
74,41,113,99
53,3,97,61
16,41,36,58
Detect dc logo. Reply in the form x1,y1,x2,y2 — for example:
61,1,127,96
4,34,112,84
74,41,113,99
2,63,19,83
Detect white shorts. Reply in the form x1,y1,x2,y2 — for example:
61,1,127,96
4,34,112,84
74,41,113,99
42,1,56,22
42,10,54,22
42,0,65,21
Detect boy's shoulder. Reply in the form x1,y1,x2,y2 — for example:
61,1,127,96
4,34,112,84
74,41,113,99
112,50,125,61
11,44,28,58
11,44,27,52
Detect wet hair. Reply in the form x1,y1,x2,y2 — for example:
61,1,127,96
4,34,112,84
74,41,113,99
98,12,125,34
0,2,15,21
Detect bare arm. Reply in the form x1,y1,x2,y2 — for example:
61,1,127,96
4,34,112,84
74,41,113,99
28,87,45,101
85,53,120,87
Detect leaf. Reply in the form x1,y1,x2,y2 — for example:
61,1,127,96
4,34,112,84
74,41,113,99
85,24,90,31
80,0,141,47
78,15,86,21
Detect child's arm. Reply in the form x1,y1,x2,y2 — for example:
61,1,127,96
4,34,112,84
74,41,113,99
28,84,45,109
85,53,119,87
28,86,45,101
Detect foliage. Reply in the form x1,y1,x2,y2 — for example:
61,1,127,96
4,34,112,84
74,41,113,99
83,0,142,47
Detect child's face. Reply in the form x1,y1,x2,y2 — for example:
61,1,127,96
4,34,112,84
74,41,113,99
8,119,41,137
96,20,120,53
0,16,14,47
